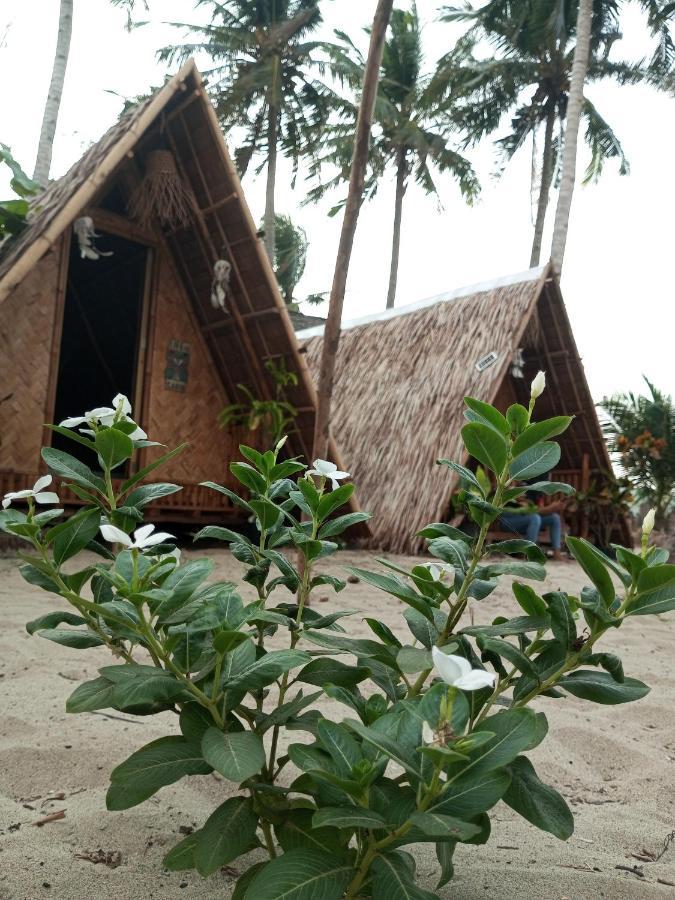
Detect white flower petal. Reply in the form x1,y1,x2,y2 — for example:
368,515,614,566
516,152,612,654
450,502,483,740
129,424,147,441
100,523,133,547
310,459,338,476
454,670,496,691
60,416,87,427
530,370,546,399
6,489,33,501
87,406,115,421
34,492,60,506
422,722,435,745
33,474,53,493
133,523,155,544
642,508,656,536
137,531,174,549
431,647,466,685
112,394,132,417
2,498,11,508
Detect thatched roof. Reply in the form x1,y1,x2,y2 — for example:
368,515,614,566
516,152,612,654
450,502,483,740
0,60,350,487
301,266,618,552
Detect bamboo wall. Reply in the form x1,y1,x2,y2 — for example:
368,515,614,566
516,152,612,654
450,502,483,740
142,251,233,485
0,242,63,473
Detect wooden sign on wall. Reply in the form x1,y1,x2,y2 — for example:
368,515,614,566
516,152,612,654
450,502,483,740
165,339,190,392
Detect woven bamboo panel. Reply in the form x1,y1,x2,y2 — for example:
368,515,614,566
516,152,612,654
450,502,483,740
143,253,232,484
0,247,61,473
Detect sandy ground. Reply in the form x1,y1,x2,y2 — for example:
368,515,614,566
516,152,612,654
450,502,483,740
0,546,673,900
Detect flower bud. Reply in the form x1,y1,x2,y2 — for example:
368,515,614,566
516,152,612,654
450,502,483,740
530,370,546,399
641,507,656,537
275,435,288,453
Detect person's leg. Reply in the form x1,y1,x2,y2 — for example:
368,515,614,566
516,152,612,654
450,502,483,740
540,513,562,558
500,513,541,543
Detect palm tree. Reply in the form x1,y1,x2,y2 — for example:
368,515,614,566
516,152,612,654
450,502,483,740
311,5,479,309
272,213,308,305
33,0,146,186
313,0,394,460
550,0,593,272
160,0,340,263
601,379,675,531
436,1,643,268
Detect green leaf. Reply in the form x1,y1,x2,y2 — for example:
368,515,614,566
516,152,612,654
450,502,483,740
38,629,104,649
427,536,467,573
106,736,212,810
313,807,386,829
53,508,101,565
548,592,577,650
477,560,546,582
275,809,345,855
250,498,283,530
566,537,615,606
430,769,511,818
485,540,547,564
437,459,484,494
213,630,250,654
454,708,546,778
477,637,538,679
297,658,371,689
319,512,372,539
317,483,354,522
559,671,649,704
512,417,572,456
230,461,267,494
126,482,182,507
371,851,438,900
317,719,363,775
416,522,472,543
345,719,422,780
396,646,433,674
512,583,547,617
95,428,134,470
628,564,675,616
460,615,549,638
26,610,86,634
461,422,507,475
409,811,481,842
201,728,265,783
193,797,259,877
464,397,510,434
226,649,311,692
108,668,187,709
246,848,353,900
346,568,435,622
66,676,116,713
503,756,574,840
120,444,186,494
524,481,576,496
509,442,561,481
436,841,456,889
42,447,106,494
162,832,198,871
506,403,529,435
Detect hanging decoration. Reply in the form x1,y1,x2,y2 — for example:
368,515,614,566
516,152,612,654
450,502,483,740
73,216,113,261
510,348,526,379
210,258,232,312
128,149,196,229
164,340,191,392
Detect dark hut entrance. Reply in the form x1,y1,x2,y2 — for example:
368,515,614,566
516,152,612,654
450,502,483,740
52,232,149,453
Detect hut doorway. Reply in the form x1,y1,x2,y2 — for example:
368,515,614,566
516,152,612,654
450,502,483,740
52,232,150,451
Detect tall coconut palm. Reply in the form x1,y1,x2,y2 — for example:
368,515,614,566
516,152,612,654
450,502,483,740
550,0,593,272
313,0,394,460
436,1,642,268
33,0,146,186
272,213,308,305
160,0,340,263
308,5,479,309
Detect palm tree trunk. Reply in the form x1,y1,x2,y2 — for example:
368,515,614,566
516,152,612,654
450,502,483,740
530,102,556,268
385,150,407,309
33,0,73,186
312,0,394,461
550,0,592,273
264,101,278,264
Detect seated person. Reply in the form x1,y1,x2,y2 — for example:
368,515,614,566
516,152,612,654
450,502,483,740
499,490,566,561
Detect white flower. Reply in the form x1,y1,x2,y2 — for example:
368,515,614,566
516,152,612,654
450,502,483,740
425,563,453,582
100,522,175,550
60,393,146,440
2,474,60,509
530,370,546,399
422,721,435,745
275,435,288,453
431,646,496,691
641,507,656,537
307,459,350,491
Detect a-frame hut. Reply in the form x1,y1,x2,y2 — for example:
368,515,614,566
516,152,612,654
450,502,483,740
300,265,629,553
0,61,352,526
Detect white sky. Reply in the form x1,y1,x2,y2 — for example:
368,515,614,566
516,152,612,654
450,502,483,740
2,0,674,402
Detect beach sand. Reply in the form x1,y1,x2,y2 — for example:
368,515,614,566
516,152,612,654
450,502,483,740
0,547,673,900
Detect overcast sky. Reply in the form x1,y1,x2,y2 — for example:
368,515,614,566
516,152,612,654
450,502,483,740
2,1,674,402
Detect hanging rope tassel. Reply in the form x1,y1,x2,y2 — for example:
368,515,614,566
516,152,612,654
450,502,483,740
128,149,196,229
